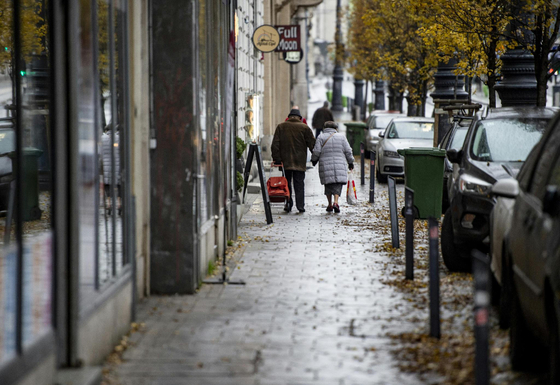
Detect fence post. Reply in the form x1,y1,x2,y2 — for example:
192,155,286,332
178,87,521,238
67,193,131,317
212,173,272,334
388,176,399,249
428,217,440,338
405,187,414,280
360,142,365,185
369,153,375,203
472,249,490,385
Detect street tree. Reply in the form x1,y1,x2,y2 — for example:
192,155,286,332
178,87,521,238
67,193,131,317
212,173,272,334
508,0,560,106
348,0,439,115
420,0,510,108
0,0,47,102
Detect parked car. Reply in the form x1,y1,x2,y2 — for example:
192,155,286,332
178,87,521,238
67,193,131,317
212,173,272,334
0,119,15,211
375,116,434,183
365,111,405,156
438,116,473,212
442,107,556,272
492,111,560,382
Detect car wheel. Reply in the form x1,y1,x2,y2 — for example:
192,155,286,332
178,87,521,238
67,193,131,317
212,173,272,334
376,166,387,183
441,207,471,272
498,251,511,330
509,280,546,371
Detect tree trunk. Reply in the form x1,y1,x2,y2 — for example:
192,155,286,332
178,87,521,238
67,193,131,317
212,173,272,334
485,36,498,108
535,60,549,107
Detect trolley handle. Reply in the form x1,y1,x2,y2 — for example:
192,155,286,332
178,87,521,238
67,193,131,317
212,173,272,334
269,162,285,177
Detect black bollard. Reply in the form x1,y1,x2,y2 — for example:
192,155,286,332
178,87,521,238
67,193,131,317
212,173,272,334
405,187,414,280
369,154,375,203
360,142,365,185
428,217,440,339
388,177,399,249
472,249,490,385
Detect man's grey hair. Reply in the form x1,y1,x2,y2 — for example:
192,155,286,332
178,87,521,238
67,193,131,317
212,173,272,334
324,121,338,129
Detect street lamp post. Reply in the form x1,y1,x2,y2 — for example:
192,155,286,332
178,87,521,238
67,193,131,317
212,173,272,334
374,80,385,110
353,77,364,118
495,1,537,107
331,0,344,111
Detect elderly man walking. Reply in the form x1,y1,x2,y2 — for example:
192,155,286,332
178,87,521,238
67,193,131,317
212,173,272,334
272,108,316,213
311,101,334,138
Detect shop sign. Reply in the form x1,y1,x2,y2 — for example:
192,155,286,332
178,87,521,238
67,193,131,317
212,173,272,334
283,50,303,64
252,25,280,52
274,25,300,52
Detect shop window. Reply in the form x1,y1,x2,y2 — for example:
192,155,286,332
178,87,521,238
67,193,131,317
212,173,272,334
0,0,54,362
79,0,129,305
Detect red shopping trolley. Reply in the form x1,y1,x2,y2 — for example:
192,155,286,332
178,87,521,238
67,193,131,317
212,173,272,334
267,163,290,206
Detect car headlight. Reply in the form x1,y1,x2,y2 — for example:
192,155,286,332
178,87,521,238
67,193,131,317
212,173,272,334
459,176,491,195
384,150,400,158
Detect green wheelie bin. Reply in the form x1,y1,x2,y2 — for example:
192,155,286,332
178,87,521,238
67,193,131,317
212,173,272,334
398,147,446,219
9,147,44,221
344,122,367,155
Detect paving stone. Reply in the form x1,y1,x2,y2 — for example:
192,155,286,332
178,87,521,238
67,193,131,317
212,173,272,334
109,169,423,384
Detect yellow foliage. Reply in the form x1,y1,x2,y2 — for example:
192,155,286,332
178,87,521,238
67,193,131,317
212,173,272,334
0,0,47,73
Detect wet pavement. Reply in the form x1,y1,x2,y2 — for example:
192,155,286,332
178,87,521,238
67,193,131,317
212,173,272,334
104,167,430,385
102,163,547,385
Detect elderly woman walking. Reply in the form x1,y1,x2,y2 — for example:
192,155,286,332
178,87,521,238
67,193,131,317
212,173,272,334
311,121,354,213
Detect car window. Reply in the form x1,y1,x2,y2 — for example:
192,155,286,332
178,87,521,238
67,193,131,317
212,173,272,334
386,122,433,140
531,126,560,200
0,129,15,155
548,154,560,188
450,127,468,150
518,141,542,190
367,116,375,129
376,115,399,129
471,118,547,162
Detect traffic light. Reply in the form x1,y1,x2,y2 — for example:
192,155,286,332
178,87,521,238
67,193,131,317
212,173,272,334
549,49,560,75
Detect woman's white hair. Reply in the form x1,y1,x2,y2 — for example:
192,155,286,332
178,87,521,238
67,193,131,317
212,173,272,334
324,121,338,129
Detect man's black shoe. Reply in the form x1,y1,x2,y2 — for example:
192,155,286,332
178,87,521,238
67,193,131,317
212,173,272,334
298,208,305,213
284,203,292,212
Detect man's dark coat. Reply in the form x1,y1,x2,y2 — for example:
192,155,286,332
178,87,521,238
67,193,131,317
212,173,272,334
312,107,334,130
271,117,316,172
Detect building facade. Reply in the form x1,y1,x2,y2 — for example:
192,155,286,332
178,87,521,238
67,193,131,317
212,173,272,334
0,0,269,384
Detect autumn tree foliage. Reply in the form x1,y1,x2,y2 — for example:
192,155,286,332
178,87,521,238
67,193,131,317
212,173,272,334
0,0,47,101
347,0,439,115
420,0,510,108
508,0,560,106
348,0,560,109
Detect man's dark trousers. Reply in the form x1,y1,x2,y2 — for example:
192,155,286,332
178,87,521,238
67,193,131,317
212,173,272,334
285,169,305,211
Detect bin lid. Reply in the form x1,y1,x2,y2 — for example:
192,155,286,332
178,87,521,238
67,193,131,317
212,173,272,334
7,147,44,159
344,122,367,128
397,147,446,157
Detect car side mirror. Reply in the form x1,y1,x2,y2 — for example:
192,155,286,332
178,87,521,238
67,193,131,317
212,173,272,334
543,185,560,217
378,132,385,138
446,149,463,164
491,178,519,199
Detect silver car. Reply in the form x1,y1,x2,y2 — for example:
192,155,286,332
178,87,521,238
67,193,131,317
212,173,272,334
375,117,435,183
365,111,405,155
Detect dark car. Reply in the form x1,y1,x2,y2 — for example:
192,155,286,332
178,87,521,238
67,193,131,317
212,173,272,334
442,107,557,272
491,111,560,383
438,116,472,212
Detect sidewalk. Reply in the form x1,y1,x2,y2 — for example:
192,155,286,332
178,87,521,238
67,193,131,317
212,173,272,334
103,168,425,385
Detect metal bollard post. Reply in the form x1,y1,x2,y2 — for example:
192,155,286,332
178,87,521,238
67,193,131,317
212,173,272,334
369,153,375,203
472,249,490,385
428,217,440,339
405,187,414,280
360,142,365,185
388,176,399,249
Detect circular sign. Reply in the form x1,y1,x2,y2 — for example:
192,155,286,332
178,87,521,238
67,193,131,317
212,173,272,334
283,49,303,64
252,25,280,53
